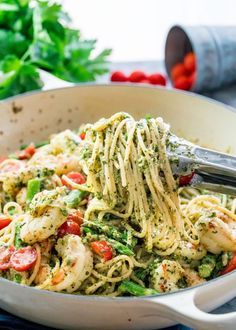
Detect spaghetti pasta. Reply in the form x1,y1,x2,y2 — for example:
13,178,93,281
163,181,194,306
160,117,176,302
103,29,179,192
0,112,235,296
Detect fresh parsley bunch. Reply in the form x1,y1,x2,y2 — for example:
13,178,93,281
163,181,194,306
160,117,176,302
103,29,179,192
0,0,112,99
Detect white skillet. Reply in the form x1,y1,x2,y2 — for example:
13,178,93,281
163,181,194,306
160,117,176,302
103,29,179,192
0,84,235,330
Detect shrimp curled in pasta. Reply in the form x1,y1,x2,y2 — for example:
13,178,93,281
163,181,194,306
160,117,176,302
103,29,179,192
20,187,67,244
195,213,236,254
36,234,93,293
150,260,184,292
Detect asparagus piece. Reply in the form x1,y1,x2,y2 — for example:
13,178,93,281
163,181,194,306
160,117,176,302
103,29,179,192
107,239,134,256
198,255,216,278
14,223,26,249
134,268,149,281
119,280,158,296
65,190,88,208
82,227,134,256
26,178,41,203
20,141,49,150
84,221,137,247
82,227,100,240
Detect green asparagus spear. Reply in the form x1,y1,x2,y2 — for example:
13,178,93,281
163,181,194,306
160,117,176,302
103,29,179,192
65,190,88,208
26,178,41,203
82,227,100,240
107,239,134,256
118,280,158,296
83,221,137,247
134,268,149,281
20,141,49,150
14,223,26,249
82,228,134,256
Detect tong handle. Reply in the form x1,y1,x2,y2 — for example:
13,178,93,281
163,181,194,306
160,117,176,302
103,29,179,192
168,134,236,195
191,172,236,195
194,147,236,178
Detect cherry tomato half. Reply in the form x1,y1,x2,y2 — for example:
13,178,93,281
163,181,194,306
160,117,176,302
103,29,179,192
61,172,86,189
0,217,12,230
0,246,15,270
91,240,113,261
58,220,81,237
18,143,36,160
179,173,195,186
79,132,86,140
10,246,37,272
67,210,83,226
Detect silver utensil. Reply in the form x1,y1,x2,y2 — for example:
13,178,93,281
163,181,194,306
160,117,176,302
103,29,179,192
168,134,236,195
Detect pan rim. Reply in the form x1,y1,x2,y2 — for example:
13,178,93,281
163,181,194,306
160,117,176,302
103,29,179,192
0,267,235,301
0,82,235,115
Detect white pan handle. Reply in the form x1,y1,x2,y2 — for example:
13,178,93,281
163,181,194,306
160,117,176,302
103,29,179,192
149,271,236,330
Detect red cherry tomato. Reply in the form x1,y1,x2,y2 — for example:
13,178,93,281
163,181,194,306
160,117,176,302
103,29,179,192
0,217,12,230
174,76,191,91
128,71,146,83
58,220,81,237
188,71,196,88
79,132,86,140
61,172,86,189
179,173,194,186
18,143,36,160
171,63,188,81
0,246,15,270
148,73,166,86
0,159,22,173
221,253,236,275
67,210,83,225
110,71,127,82
184,52,196,73
91,240,113,261
10,246,37,272
139,79,150,84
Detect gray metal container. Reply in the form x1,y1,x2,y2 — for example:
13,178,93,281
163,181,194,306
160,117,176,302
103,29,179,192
165,25,236,92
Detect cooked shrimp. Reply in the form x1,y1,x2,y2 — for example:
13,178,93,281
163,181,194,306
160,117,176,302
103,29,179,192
0,165,54,196
195,213,236,254
50,130,81,155
151,260,184,292
29,131,82,175
183,268,206,286
16,188,27,207
37,235,93,293
175,241,206,261
34,264,51,285
34,239,55,285
39,238,55,264
29,150,82,176
20,187,67,244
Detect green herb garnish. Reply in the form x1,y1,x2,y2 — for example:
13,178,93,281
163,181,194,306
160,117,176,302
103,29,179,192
0,0,111,99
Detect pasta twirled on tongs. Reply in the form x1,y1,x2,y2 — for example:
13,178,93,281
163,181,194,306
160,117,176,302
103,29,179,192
0,112,235,296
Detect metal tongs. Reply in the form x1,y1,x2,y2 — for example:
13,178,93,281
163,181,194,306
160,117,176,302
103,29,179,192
168,134,236,195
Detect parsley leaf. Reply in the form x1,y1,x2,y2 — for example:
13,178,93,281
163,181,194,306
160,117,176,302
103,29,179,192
0,0,111,99
0,54,43,99
0,29,29,57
